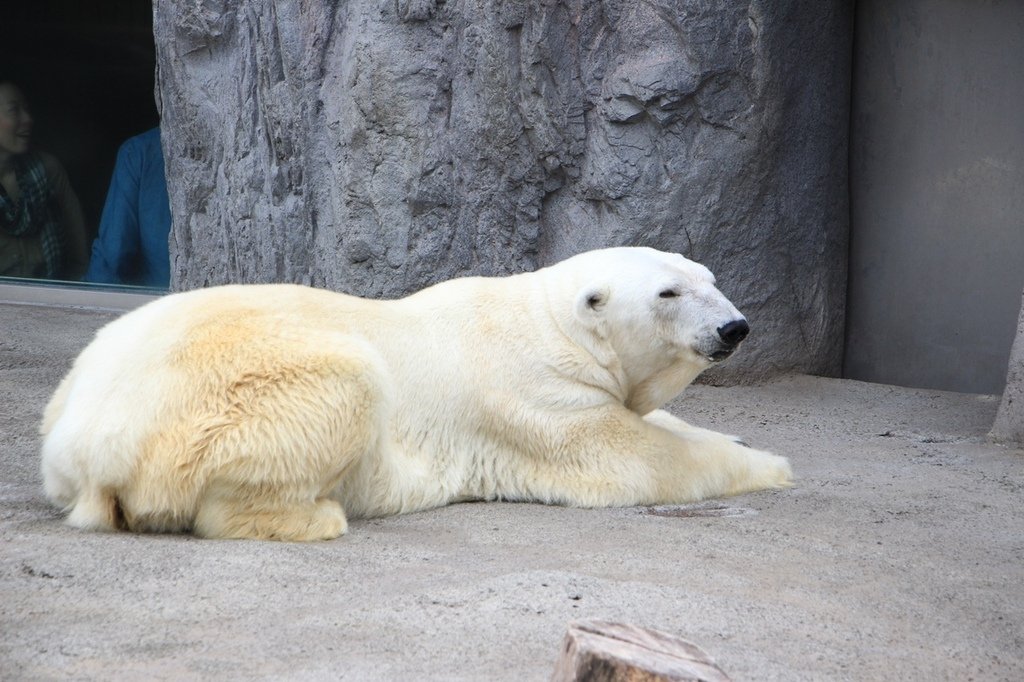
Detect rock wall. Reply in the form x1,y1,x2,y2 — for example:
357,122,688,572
992,291,1024,442
154,0,853,381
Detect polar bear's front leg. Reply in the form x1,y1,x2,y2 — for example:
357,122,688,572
520,408,792,508
643,409,751,448
649,426,794,501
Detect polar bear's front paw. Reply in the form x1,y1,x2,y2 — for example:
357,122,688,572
729,449,793,496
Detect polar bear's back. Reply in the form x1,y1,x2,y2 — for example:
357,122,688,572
39,284,393,531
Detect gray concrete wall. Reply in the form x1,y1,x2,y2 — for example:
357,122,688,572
845,0,1024,395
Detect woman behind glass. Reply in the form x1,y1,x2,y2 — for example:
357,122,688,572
0,78,87,280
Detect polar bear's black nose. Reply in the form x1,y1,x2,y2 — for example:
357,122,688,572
717,319,750,347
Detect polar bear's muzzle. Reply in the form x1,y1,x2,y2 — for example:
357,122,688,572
708,318,750,361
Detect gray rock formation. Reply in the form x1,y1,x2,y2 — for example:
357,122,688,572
992,291,1024,442
154,0,853,381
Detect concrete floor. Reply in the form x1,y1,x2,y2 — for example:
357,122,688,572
1,301,1022,680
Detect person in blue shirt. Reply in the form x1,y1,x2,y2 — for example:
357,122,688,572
84,127,171,288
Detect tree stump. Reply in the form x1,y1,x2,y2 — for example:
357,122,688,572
551,620,731,682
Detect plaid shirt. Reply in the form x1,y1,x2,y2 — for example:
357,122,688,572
0,152,64,278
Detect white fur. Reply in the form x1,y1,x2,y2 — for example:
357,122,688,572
40,247,791,541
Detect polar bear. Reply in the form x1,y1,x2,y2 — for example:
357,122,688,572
40,247,791,541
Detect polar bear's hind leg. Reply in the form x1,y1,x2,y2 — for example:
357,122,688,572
194,486,348,541
170,336,385,541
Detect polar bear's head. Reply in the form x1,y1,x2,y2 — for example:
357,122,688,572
557,247,749,413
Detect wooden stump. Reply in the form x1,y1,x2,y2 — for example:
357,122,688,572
551,620,731,682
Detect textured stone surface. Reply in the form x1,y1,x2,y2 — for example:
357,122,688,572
153,0,853,381
4,300,1023,680
992,291,1024,442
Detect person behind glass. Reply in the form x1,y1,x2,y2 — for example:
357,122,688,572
84,127,171,288
0,78,88,280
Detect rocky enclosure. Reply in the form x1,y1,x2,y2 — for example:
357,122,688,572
154,0,853,381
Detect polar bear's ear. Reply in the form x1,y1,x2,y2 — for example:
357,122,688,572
575,285,609,318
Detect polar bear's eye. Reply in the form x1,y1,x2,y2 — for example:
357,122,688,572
659,289,680,299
